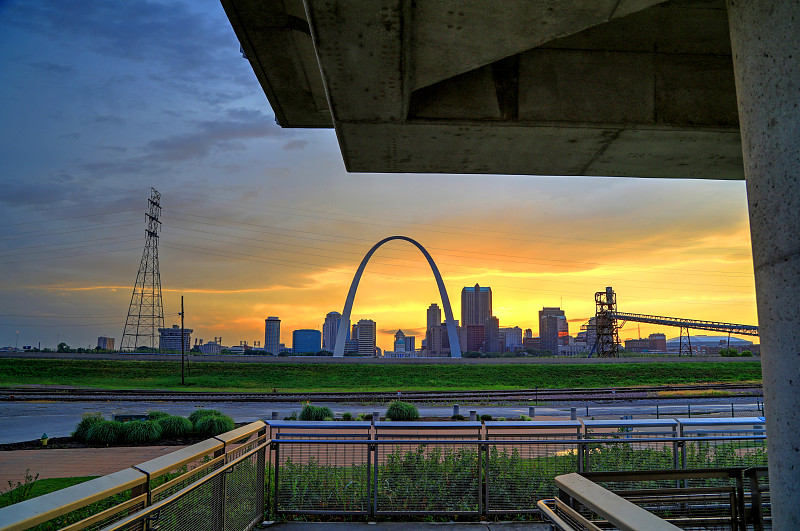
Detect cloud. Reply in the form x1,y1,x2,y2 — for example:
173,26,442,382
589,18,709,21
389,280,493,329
93,115,126,126
283,140,308,150
29,61,74,75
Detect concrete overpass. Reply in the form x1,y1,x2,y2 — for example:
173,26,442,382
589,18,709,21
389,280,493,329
220,1,799,527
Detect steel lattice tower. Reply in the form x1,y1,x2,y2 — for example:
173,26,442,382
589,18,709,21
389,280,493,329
120,188,164,352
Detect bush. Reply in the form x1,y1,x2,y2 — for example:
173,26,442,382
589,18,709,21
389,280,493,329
122,420,163,445
284,412,297,421
189,409,222,425
451,414,465,421
480,414,493,421
361,413,372,421
72,412,105,442
341,412,353,421
158,415,193,438
519,415,531,421
385,401,419,421
299,404,334,421
147,410,170,421
497,417,507,421
86,420,124,446
194,414,235,437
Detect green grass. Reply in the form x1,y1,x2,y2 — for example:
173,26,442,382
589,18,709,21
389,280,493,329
0,477,96,508
0,358,761,392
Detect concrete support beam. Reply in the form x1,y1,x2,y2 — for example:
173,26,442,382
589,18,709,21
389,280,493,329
727,1,800,528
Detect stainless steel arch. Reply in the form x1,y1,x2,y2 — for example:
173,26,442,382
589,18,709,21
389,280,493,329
333,236,462,358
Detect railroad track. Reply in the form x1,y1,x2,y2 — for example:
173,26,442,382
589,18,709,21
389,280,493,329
0,383,762,403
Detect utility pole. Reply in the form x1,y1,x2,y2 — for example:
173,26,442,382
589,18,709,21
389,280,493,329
180,296,185,385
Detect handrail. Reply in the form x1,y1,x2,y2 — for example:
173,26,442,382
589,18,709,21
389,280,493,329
554,473,682,531
0,468,146,531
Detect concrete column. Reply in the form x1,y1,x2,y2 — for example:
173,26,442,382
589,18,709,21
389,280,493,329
453,404,459,416
727,3,800,528
528,406,535,418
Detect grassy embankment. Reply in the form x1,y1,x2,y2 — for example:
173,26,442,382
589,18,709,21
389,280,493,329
0,358,761,392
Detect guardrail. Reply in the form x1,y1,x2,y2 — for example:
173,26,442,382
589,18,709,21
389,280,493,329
0,418,768,530
0,421,267,531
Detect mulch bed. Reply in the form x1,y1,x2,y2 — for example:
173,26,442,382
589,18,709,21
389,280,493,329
0,435,208,451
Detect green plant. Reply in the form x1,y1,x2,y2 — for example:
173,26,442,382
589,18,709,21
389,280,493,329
342,412,353,421
86,420,124,446
323,416,334,421
188,409,222,425
519,415,531,421
284,412,298,421
157,415,193,438
1,470,39,507
299,404,334,421
147,410,170,421
480,414,493,421
122,420,162,445
72,412,105,442
385,401,419,421
451,414,465,421
194,414,235,437
497,417,507,421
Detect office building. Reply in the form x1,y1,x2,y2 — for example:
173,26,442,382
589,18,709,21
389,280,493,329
323,311,344,350
355,319,377,356
466,324,485,353
265,316,281,355
540,315,561,355
292,329,321,354
97,336,115,350
484,316,501,353
539,307,568,351
394,330,406,352
159,325,192,352
502,326,523,351
344,339,359,354
427,303,442,330
404,335,415,352
625,333,668,353
461,284,492,326
199,340,222,355
524,328,533,339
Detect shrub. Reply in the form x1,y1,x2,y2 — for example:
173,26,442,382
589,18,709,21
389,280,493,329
299,404,334,421
122,420,163,445
147,410,170,421
189,409,222,425
158,415,193,438
362,413,372,421
194,414,235,437
451,414,465,421
480,414,493,421
519,415,531,421
497,417,507,421
72,412,105,442
86,420,124,446
322,416,334,421
341,412,353,421
385,401,419,421
284,412,297,421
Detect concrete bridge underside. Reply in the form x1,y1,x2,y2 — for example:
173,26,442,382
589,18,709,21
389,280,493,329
221,1,799,527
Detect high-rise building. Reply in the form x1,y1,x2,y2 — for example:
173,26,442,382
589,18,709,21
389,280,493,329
355,319,376,356
404,335,415,352
466,324,485,352
292,329,321,354
323,311,345,350
502,326,523,351
426,303,441,329
461,284,492,327
159,324,192,352
97,336,115,350
540,314,561,355
264,316,280,355
484,316,501,353
524,328,533,339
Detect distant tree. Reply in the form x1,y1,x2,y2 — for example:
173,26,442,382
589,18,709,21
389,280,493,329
190,346,201,353
57,342,70,353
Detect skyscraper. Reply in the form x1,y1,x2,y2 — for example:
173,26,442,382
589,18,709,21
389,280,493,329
484,316,501,353
426,303,441,329
264,316,280,355
461,284,492,327
292,329,321,354
404,335,415,352
323,311,344,351
466,324,486,352
502,326,523,351
355,319,376,357
539,308,566,355
426,303,442,355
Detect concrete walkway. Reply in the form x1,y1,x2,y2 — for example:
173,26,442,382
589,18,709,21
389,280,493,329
0,446,183,486
264,523,548,530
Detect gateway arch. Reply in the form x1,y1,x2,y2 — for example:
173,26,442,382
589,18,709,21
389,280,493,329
333,236,461,358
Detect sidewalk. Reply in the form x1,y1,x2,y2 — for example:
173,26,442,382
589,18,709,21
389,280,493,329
0,446,184,486
264,523,549,530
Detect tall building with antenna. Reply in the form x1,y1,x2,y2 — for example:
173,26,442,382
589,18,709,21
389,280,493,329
120,188,164,352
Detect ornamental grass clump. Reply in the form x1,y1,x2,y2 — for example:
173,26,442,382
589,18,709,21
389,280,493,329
86,420,124,446
147,410,170,421
299,404,334,421
72,412,105,442
194,414,235,437
188,409,222,425
122,420,163,445
385,401,419,421
158,415,193,438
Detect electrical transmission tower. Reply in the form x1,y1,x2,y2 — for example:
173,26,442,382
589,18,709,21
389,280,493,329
120,188,164,352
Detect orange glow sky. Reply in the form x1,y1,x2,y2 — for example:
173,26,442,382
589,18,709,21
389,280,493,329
0,1,757,352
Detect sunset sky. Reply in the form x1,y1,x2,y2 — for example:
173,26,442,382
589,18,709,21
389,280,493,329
0,0,757,352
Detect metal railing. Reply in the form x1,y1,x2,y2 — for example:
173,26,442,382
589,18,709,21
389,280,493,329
0,422,267,531
0,418,768,530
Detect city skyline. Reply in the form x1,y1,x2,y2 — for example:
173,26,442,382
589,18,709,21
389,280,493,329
0,0,757,353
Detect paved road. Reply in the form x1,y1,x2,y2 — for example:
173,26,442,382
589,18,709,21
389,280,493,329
0,398,763,444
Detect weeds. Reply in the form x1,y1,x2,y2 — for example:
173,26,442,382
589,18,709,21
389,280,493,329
1,470,39,507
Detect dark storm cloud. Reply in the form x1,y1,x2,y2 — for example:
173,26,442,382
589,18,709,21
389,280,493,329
283,140,309,150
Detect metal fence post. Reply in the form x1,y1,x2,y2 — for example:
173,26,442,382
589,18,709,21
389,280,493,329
478,442,485,517
272,441,280,518
578,436,585,474
367,441,374,518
